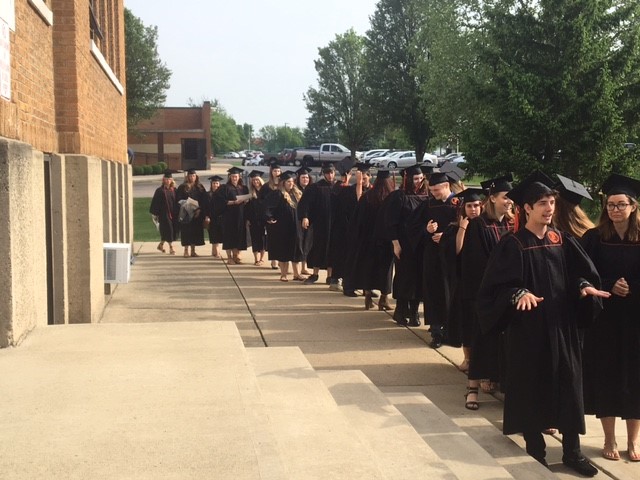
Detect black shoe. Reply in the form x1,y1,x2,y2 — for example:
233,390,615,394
392,310,408,325
343,290,358,297
303,274,319,285
408,316,420,327
562,455,598,477
325,277,332,284
429,335,443,349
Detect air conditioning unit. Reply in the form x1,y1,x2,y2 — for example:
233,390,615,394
104,243,131,284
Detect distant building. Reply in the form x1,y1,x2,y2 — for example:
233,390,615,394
128,103,213,171
0,1,130,347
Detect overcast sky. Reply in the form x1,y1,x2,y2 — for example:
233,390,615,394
125,0,379,132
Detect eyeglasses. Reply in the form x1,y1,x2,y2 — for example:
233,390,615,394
606,203,631,211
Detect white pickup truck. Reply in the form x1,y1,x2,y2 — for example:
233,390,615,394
292,143,361,167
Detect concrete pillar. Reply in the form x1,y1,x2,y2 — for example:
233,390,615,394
102,160,113,243
64,155,105,324
49,154,70,325
0,138,48,347
124,164,133,243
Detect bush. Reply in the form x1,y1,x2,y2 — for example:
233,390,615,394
151,164,163,174
132,165,144,176
142,165,154,175
157,161,167,171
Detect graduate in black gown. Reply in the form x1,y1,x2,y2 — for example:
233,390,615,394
246,170,267,265
298,164,337,284
207,175,224,258
580,173,640,462
408,170,460,347
328,162,372,294
295,166,313,275
461,175,514,407
350,169,395,309
259,163,282,270
477,172,608,475
383,164,429,326
439,188,485,352
149,169,179,255
553,174,595,238
176,169,209,257
265,171,305,282
216,166,249,264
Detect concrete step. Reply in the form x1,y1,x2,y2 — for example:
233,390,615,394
385,390,556,480
247,347,401,479
318,370,457,480
0,322,287,480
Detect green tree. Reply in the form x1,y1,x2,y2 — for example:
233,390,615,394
125,8,172,129
365,0,433,162
258,125,305,152
304,111,340,146
305,29,375,161
461,0,640,185
210,103,243,154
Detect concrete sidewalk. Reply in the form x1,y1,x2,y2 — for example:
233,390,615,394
0,242,635,479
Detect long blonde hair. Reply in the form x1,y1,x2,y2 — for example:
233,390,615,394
553,197,594,238
279,181,302,207
248,176,264,199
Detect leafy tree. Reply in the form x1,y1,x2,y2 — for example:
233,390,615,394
365,0,434,162
210,104,243,154
305,29,375,160
258,125,305,152
304,111,340,146
125,9,172,129
461,0,640,186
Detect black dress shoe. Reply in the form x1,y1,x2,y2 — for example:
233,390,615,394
562,455,598,477
303,274,319,285
343,290,358,297
429,335,443,349
408,317,420,327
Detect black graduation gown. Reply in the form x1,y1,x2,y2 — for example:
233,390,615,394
382,190,428,301
149,186,179,242
176,183,208,247
477,228,602,435
297,179,335,269
408,195,459,329
581,228,640,419
439,223,462,346
216,183,249,250
245,196,266,252
350,190,393,293
328,183,359,279
207,190,224,244
461,214,513,379
265,191,303,262
258,185,279,254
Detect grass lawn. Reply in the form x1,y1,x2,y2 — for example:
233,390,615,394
133,197,159,242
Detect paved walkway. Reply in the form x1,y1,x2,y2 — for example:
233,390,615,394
1,242,636,479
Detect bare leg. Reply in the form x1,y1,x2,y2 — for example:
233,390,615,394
627,419,640,461
226,249,234,263
292,262,301,278
458,347,471,372
279,261,289,281
168,243,175,255
465,379,479,410
157,241,165,253
183,246,189,257
301,261,310,275
601,417,619,460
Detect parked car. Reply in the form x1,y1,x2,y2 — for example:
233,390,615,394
374,151,417,169
292,143,361,167
362,149,388,162
438,152,464,166
223,151,240,159
242,155,262,166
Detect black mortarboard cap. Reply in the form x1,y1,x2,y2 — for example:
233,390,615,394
208,175,224,182
506,171,555,207
601,173,640,199
163,169,178,178
355,162,371,172
321,163,336,173
480,173,513,194
375,169,392,180
248,170,264,178
420,164,436,175
296,166,312,175
186,168,197,175
227,166,244,175
402,164,423,177
280,170,296,181
555,174,592,205
337,157,356,175
269,162,282,170
455,188,486,203
428,172,449,186
440,162,466,183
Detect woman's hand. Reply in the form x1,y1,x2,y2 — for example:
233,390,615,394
426,220,438,234
301,218,310,229
267,219,277,224
459,217,470,230
581,286,611,299
516,292,544,311
392,240,401,259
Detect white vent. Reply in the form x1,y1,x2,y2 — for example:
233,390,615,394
103,243,131,284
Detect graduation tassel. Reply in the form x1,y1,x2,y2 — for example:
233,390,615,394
513,206,521,232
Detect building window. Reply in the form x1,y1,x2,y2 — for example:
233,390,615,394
89,0,121,78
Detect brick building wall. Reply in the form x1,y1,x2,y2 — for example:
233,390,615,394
0,1,130,347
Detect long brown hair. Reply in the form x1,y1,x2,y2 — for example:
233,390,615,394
597,194,640,242
553,197,594,238
368,177,395,207
484,193,515,222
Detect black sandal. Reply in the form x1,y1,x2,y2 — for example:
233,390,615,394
465,387,479,410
